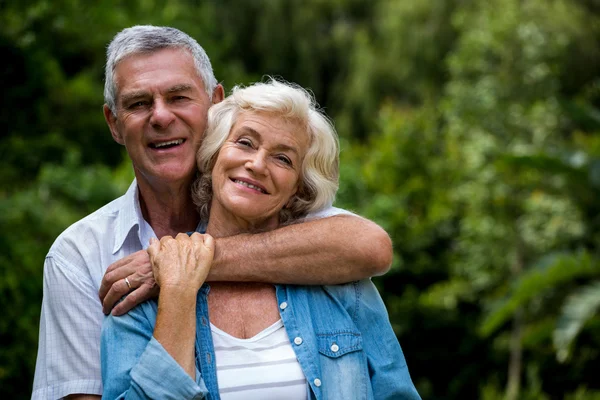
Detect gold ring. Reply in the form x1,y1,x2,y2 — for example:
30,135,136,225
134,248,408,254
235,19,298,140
125,277,132,290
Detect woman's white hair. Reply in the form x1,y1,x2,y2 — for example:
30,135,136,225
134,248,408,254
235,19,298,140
193,78,339,224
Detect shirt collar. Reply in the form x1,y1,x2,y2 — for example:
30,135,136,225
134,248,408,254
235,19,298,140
112,178,205,253
113,179,152,254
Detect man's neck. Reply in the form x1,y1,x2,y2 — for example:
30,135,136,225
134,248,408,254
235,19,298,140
137,179,200,238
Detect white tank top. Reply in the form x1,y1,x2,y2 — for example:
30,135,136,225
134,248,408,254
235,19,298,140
211,319,307,399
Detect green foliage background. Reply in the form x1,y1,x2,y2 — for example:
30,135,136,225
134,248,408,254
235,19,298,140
1,0,599,398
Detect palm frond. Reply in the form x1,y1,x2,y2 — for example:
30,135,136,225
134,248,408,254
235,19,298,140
480,251,599,337
554,280,600,363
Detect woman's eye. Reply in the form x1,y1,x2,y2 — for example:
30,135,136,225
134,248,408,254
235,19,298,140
276,155,292,166
237,138,253,147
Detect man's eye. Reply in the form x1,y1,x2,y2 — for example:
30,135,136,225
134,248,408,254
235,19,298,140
128,101,147,109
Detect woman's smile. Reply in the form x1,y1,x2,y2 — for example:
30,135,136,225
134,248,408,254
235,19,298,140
230,177,269,194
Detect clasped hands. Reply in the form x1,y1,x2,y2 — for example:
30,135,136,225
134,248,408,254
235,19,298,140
98,232,214,315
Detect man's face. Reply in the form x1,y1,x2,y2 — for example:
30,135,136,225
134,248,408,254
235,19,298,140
104,48,219,189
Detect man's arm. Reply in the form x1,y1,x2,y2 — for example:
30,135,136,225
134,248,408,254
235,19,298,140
208,214,392,284
33,256,104,399
101,214,392,314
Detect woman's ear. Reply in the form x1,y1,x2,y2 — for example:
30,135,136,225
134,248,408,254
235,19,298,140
285,194,297,209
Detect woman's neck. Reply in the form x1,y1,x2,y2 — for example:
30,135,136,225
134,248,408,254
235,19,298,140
206,202,279,238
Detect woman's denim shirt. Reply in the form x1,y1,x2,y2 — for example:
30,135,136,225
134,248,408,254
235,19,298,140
101,279,421,399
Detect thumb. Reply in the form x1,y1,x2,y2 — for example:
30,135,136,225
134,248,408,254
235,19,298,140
147,237,159,260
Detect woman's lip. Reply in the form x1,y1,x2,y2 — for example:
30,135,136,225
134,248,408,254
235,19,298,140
230,178,269,194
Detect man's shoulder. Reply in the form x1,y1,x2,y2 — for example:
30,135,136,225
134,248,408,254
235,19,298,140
47,193,130,261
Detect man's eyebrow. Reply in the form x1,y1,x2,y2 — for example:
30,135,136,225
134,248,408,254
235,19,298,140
165,84,194,94
119,90,148,104
119,84,195,104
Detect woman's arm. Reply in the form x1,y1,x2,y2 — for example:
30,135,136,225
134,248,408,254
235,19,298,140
148,233,214,378
353,279,421,400
101,233,214,399
101,302,208,399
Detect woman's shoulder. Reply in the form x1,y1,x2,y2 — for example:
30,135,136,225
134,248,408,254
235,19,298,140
102,298,159,333
286,279,382,321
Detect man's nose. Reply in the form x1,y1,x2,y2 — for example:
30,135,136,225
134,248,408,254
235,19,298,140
149,100,175,129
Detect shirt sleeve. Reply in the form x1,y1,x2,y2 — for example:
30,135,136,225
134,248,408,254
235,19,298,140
101,305,208,399
304,205,356,220
32,254,104,400
354,279,422,400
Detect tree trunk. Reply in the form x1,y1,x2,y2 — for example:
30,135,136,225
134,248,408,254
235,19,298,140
506,308,523,400
506,243,524,400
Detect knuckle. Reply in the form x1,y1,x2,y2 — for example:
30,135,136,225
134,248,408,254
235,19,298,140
104,270,116,283
126,291,138,304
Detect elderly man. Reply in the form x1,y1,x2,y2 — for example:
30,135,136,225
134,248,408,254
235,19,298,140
32,25,392,400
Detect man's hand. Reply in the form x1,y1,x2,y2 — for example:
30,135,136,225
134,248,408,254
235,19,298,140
98,250,159,316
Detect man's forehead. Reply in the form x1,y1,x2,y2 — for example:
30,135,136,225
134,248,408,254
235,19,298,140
113,49,205,99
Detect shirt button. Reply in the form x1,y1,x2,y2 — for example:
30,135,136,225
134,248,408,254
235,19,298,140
279,302,288,310
294,337,303,345
314,378,322,387
331,343,339,352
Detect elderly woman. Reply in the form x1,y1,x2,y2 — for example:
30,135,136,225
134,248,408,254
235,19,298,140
101,79,420,399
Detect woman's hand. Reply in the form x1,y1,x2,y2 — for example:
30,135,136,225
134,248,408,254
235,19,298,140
148,232,214,293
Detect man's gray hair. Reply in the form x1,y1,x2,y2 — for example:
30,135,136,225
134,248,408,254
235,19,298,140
104,25,217,115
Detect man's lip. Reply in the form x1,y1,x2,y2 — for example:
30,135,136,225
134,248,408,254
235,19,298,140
230,177,269,194
148,138,186,149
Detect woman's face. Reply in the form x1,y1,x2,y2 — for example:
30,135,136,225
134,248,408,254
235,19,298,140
210,111,310,229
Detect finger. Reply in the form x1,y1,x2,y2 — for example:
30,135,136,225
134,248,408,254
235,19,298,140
190,232,204,246
203,233,215,252
159,235,176,244
147,237,160,260
111,283,159,316
102,278,132,315
191,233,206,258
176,232,190,241
104,252,138,274
99,254,134,299
99,250,148,301
197,233,215,256
99,263,135,301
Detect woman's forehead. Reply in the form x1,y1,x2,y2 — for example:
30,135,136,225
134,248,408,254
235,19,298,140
231,112,310,147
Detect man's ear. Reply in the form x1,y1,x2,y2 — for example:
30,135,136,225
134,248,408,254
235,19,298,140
212,84,225,104
104,104,124,145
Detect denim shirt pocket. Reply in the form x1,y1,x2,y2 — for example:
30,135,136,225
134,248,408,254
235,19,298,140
316,331,363,358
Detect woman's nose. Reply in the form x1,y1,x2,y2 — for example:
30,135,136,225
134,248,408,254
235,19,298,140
245,152,268,175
